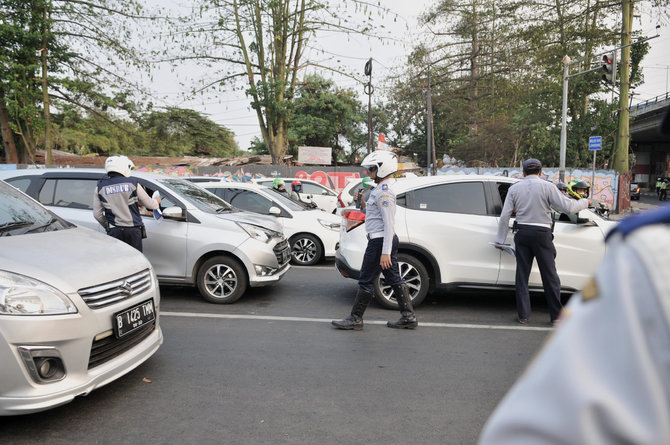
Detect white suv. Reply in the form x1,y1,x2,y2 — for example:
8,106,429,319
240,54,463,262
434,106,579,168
254,177,338,214
0,169,291,304
336,175,616,309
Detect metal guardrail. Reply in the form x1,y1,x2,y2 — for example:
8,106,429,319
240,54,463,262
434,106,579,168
630,92,670,116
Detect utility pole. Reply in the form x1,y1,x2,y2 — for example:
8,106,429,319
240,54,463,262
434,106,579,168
426,69,434,175
559,56,570,183
364,58,373,154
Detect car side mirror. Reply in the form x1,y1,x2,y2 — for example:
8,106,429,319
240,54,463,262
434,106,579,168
269,206,281,216
162,206,184,219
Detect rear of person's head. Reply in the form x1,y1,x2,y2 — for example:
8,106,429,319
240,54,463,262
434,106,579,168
522,158,542,175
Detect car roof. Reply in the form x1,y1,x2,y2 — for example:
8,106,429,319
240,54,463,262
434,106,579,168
391,174,519,194
0,167,188,183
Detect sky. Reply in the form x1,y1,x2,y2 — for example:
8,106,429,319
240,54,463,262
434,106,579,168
140,1,670,153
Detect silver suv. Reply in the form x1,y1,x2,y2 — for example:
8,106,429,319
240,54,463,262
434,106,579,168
0,169,291,304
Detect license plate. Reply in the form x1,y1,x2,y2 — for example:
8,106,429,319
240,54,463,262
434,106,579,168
282,247,291,263
113,299,155,338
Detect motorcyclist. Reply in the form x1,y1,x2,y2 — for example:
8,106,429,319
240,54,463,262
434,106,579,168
567,179,589,200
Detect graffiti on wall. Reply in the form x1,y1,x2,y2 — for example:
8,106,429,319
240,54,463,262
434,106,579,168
437,166,619,208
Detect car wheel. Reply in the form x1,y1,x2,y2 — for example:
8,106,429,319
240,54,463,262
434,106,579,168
196,256,248,304
374,253,429,310
290,233,323,266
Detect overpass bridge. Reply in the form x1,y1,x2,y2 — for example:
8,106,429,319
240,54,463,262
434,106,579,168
630,93,670,188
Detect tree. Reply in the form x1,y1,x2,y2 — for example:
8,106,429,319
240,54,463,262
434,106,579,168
288,74,362,162
167,0,390,164
139,108,238,157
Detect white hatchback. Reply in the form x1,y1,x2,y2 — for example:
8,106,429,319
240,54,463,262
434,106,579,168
202,181,341,266
0,180,163,415
336,175,616,309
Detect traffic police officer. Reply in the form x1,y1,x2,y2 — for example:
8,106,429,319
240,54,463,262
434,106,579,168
93,155,161,252
332,150,418,330
495,159,592,325
480,204,670,444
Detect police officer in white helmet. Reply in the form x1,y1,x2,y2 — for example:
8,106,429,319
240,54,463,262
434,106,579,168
93,155,161,251
479,106,670,444
332,150,418,330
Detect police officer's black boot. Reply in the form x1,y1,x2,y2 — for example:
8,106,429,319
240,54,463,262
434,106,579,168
331,289,373,330
387,284,418,329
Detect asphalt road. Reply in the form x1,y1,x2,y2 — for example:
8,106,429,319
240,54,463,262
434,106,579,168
0,264,556,444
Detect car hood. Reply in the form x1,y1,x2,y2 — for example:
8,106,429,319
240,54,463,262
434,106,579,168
0,227,152,295
215,209,283,233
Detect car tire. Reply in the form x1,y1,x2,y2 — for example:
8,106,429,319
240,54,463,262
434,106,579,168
196,256,248,304
374,253,429,310
289,233,322,266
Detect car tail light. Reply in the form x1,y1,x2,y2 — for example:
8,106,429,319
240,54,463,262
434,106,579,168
337,192,345,208
343,209,365,232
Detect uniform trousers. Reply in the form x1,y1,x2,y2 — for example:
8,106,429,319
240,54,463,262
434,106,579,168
513,225,562,322
108,226,143,252
358,235,403,293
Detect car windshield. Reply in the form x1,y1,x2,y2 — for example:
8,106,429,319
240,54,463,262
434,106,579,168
0,181,72,236
158,178,233,214
265,188,308,211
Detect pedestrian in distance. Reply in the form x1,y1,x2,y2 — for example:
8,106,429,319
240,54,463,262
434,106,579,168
494,159,593,325
659,178,667,201
656,177,663,198
332,150,418,330
93,155,161,252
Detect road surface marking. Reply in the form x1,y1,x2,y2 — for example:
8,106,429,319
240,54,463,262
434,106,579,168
161,311,552,331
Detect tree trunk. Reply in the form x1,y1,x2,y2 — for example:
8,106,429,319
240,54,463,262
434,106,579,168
612,0,632,175
42,3,53,165
0,89,19,163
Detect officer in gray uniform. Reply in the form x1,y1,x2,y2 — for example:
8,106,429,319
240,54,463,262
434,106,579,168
332,150,417,330
480,106,670,444
480,204,670,444
93,155,161,252
495,158,592,325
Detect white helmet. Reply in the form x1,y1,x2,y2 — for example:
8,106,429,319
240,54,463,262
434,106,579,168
361,150,398,179
105,155,135,177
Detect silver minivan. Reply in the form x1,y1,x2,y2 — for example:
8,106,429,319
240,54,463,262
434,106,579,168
0,169,291,304
0,179,163,415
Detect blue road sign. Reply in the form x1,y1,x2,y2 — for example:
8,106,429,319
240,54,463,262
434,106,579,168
589,136,602,151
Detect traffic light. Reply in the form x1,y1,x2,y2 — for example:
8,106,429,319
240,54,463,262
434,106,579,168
601,52,616,85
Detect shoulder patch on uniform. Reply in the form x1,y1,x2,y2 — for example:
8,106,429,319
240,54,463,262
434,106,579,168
381,183,388,190
606,205,670,240
580,277,599,302
382,201,389,207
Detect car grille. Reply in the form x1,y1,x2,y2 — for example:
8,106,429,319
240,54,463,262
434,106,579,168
274,240,290,266
78,269,152,309
88,322,156,369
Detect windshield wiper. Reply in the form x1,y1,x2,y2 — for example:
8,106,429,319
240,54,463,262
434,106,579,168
215,206,232,213
0,220,34,234
24,217,60,233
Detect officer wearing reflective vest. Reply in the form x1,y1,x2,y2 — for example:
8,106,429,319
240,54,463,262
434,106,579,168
93,155,161,252
495,159,592,325
332,150,418,330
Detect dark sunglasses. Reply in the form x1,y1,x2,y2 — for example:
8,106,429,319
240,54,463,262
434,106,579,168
368,165,378,172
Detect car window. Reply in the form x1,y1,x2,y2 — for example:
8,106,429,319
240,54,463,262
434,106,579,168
0,181,72,236
213,188,273,214
410,182,487,215
158,178,231,214
41,178,96,209
302,183,334,196
4,177,31,193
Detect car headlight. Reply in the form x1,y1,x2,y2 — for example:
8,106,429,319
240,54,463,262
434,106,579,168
0,270,78,315
237,222,281,243
318,218,340,231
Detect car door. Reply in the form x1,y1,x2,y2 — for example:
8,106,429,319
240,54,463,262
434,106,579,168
137,181,189,279
300,182,337,213
495,193,608,291
403,180,501,285
29,177,103,231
